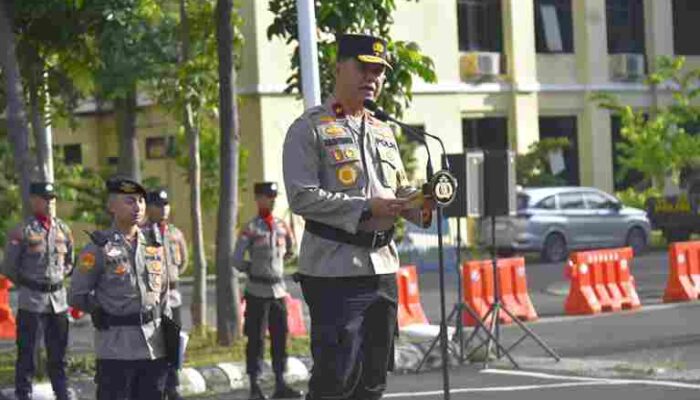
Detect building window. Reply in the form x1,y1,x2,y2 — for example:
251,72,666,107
535,0,573,53
457,0,503,52
673,0,700,55
63,144,82,165
611,116,646,190
463,117,508,150
146,136,176,159
539,116,579,185
606,0,645,54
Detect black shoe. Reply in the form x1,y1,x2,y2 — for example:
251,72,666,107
272,384,303,399
249,381,268,400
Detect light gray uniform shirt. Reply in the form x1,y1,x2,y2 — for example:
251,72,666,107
283,99,429,278
232,215,294,299
69,227,170,360
2,217,73,313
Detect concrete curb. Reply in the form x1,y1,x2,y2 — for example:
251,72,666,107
5,341,699,399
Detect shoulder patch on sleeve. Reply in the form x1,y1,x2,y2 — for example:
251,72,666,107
78,250,97,273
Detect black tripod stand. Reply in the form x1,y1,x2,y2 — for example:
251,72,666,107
462,216,561,368
414,217,513,373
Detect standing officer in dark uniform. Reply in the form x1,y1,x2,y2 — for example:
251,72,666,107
69,176,171,400
2,182,74,400
145,188,188,400
233,182,303,400
282,34,433,400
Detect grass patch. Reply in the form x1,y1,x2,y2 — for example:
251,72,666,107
611,362,657,376
0,327,311,386
183,325,310,367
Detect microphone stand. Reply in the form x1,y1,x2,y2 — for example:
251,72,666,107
365,100,451,398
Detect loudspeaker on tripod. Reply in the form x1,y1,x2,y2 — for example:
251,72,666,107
483,150,516,217
444,151,484,218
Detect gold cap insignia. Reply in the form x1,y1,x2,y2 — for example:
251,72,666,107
373,41,385,55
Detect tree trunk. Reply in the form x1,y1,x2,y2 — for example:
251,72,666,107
180,0,208,329
215,0,241,345
27,50,54,184
0,0,32,217
116,87,140,181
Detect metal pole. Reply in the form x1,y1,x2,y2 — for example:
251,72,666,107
296,0,321,109
437,207,450,399
456,217,464,362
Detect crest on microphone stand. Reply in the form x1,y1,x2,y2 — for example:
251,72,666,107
430,170,458,207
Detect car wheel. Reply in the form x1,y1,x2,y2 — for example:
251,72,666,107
626,227,647,255
541,233,567,263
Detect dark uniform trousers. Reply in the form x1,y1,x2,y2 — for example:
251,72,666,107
165,281,182,397
96,358,169,400
15,310,69,400
300,275,397,400
244,294,289,378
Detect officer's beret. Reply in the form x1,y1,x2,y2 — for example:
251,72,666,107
146,189,169,206
106,176,147,197
29,182,56,199
337,34,392,69
254,182,278,196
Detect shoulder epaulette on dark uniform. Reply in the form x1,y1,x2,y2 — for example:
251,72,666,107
147,223,163,247
85,230,109,247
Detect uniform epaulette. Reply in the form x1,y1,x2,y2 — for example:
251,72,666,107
302,105,326,119
85,230,109,247
147,223,163,246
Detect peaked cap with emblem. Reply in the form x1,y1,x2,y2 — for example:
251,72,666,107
29,181,57,199
146,188,170,206
254,182,278,197
338,34,392,69
106,175,147,197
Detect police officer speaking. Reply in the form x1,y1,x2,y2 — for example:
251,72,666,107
282,34,434,400
2,182,74,400
69,176,172,400
146,188,188,400
233,182,303,400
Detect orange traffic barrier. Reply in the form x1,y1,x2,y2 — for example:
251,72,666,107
478,259,512,324
590,256,621,312
497,259,525,319
0,277,16,340
509,259,538,321
284,294,307,337
664,241,700,303
240,294,307,337
565,248,639,315
616,249,641,309
396,265,429,327
462,261,491,326
462,257,538,326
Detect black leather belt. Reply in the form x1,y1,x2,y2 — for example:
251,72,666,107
305,220,394,249
17,275,63,293
105,308,161,326
248,275,284,284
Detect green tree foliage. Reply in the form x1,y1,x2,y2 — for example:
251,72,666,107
593,56,700,190
516,137,571,187
267,0,436,179
267,0,436,119
0,134,22,246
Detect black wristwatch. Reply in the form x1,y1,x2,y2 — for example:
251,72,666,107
360,202,373,222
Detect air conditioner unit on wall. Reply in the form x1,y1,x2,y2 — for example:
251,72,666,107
459,52,501,81
610,53,646,81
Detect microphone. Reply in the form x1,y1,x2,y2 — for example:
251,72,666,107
364,99,433,178
363,99,450,172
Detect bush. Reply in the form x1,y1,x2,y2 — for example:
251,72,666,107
614,187,662,210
